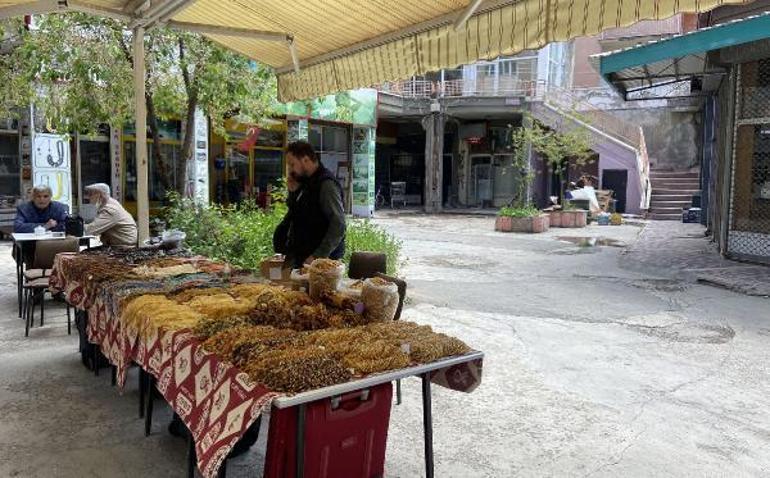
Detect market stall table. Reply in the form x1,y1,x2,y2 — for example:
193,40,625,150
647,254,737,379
49,251,484,478
12,233,95,317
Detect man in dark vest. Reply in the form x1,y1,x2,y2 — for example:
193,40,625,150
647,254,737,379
276,140,345,268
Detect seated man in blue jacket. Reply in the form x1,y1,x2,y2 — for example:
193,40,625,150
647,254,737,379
13,184,69,266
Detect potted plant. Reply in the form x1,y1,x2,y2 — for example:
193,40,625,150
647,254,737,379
514,118,594,229
496,206,550,233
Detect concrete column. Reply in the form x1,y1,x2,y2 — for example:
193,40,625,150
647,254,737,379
421,112,445,213
133,26,149,243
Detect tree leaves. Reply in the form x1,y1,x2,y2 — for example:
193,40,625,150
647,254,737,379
1,12,276,137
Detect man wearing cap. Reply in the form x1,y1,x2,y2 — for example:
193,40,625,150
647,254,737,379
83,183,138,248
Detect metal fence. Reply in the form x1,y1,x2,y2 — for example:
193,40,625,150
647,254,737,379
727,60,770,262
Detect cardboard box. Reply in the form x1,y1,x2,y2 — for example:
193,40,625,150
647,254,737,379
261,255,291,282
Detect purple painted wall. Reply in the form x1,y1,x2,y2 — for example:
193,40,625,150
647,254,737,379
592,140,643,215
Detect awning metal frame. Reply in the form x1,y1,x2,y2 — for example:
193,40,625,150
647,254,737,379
594,10,770,100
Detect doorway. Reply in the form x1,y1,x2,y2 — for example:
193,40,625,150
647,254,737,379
602,169,628,213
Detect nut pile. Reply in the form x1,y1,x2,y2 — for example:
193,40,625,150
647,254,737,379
201,320,472,393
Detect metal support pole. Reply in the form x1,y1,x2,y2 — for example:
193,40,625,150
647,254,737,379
295,404,306,478
133,26,150,243
421,373,434,478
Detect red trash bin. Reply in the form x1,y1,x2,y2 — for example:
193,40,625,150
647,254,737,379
264,382,394,478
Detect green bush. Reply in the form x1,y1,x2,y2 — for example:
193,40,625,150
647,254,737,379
163,194,402,275
498,205,541,218
344,219,403,276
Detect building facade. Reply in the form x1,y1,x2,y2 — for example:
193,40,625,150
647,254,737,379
375,15,702,216
593,0,770,264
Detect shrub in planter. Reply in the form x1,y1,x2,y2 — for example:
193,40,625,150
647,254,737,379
497,206,549,233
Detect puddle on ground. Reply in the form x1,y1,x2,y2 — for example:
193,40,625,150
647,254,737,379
556,236,627,248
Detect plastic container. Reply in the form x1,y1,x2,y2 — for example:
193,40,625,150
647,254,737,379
361,278,399,323
308,259,345,300
263,383,393,478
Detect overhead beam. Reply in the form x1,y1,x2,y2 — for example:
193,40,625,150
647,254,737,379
287,37,300,73
454,0,485,31
166,21,291,41
68,1,132,22
0,0,66,20
129,0,188,28
153,0,197,26
122,0,149,13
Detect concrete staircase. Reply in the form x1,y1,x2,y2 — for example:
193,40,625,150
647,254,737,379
648,170,700,220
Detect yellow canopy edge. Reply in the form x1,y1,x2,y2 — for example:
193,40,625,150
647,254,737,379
1,0,755,101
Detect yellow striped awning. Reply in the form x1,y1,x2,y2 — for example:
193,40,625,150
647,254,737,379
0,0,756,101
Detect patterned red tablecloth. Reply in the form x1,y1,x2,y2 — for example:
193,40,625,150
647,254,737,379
50,253,280,477
49,252,484,477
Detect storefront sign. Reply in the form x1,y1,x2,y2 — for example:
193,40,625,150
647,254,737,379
32,133,71,210
287,119,309,142
110,127,123,202
193,108,209,204
281,89,378,127
352,127,375,217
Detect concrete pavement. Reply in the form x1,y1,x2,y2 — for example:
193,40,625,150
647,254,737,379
1,217,769,477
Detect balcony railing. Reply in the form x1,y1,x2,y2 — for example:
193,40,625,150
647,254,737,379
378,78,544,99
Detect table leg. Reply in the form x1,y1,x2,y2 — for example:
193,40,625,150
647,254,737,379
16,245,22,318
422,373,434,478
295,403,306,478
187,432,196,478
145,374,155,436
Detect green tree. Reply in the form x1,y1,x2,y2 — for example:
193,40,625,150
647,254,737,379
1,13,277,196
516,120,593,204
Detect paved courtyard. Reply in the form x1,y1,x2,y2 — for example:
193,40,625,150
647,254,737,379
1,216,769,477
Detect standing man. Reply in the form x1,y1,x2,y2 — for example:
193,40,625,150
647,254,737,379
83,183,138,248
279,141,346,268
13,184,68,233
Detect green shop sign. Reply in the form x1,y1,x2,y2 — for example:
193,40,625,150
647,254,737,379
279,89,378,126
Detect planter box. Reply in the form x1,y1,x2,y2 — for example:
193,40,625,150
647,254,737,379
549,210,588,228
495,216,513,232
496,214,550,233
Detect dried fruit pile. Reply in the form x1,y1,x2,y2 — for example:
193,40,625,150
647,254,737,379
65,251,473,395
200,320,472,393
121,295,204,335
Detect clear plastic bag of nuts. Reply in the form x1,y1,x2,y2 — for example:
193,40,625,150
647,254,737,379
307,259,345,300
361,277,399,323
